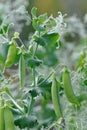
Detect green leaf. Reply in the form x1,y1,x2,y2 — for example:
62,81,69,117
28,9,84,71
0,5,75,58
0,28,3,34
38,13,48,23
0,18,2,25
83,79,87,85
32,18,45,31
46,18,57,28
11,108,21,116
29,88,38,98
32,10,48,31
14,116,38,129
34,33,60,47
38,77,52,89
37,77,52,98
44,52,58,66
31,7,37,18
27,58,42,68
4,87,13,97
36,106,56,121
0,25,9,35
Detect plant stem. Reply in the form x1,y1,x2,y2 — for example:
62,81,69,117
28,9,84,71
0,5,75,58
19,37,26,48
27,97,35,116
33,43,38,58
27,97,35,130
37,64,61,87
32,42,38,87
33,67,36,87
3,92,24,114
37,71,54,87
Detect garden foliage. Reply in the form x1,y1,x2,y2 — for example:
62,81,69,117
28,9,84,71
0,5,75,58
0,3,87,130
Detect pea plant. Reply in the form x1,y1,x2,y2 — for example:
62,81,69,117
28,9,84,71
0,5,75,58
0,6,87,130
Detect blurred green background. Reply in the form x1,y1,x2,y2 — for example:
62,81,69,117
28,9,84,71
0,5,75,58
29,0,87,17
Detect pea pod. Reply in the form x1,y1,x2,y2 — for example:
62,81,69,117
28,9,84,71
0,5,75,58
51,74,63,118
5,41,17,69
62,68,79,104
4,106,15,130
19,54,25,88
0,98,5,130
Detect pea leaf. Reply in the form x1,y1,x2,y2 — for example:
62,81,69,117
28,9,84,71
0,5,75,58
27,58,42,68
11,108,21,116
32,8,48,31
37,77,52,98
14,116,38,129
29,88,38,98
44,52,58,66
31,7,37,18
34,33,60,47
0,18,2,25
0,25,9,35
38,13,48,23
32,18,45,31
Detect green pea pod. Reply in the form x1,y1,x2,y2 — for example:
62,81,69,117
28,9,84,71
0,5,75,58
0,98,5,130
62,68,79,104
19,54,25,88
4,106,15,130
5,41,17,69
51,74,63,118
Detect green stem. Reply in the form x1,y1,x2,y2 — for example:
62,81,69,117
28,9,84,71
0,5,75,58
55,118,65,130
32,42,38,87
46,123,55,130
33,67,36,87
3,92,24,114
37,71,54,87
37,64,61,87
33,43,38,58
27,97,35,116
26,98,35,130
19,37,26,47
27,32,39,130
